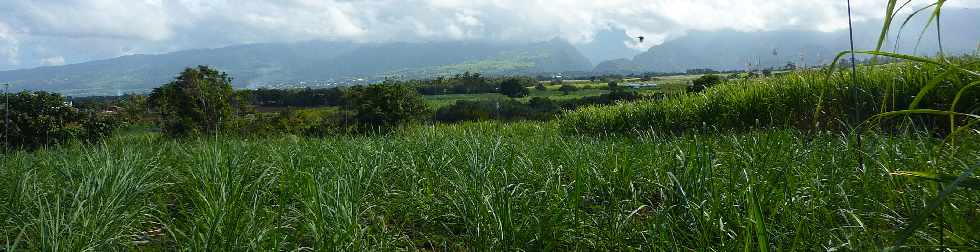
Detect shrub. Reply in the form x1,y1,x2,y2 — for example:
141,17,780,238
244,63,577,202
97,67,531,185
687,74,723,93
558,84,579,95
346,81,429,129
534,83,547,91
499,78,530,98
0,91,118,149
607,80,622,92
435,98,560,123
560,91,640,110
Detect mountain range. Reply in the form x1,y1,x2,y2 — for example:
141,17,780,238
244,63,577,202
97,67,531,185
595,8,980,73
1,9,977,96
1,39,592,96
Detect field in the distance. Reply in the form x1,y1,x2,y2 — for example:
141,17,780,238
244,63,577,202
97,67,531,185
423,88,611,108
2,122,977,250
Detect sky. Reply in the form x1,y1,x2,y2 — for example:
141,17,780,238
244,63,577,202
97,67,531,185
0,0,977,71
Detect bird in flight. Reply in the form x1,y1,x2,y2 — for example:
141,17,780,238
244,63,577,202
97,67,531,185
637,36,645,43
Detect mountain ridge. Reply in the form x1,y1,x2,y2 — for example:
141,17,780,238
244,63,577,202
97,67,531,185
1,39,592,96
595,8,980,73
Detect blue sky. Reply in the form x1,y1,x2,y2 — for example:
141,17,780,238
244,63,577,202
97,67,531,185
0,0,976,71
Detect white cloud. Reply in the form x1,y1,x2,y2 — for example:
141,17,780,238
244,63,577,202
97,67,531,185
0,21,19,65
0,0,975,69
40,56,66,66
12,0,174,40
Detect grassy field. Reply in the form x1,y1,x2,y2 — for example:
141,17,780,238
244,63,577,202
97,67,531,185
423,89,613,108
2,122,978,250
561,58,980,135
5,57,977,250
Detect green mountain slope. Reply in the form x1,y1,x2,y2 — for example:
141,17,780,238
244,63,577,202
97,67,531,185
0,39,592,96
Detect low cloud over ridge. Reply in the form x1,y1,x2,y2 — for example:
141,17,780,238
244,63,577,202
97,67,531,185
0,0,975,70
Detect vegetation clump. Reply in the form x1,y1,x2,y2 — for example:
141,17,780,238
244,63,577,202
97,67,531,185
0,91,118,149
558,84,579,95
345,80,430,130
498,78,531,98
686,74,723,93
149,66,239,137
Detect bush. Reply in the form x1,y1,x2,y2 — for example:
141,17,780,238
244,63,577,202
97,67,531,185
1,91,118,149
687,74,723,93
435,98,560,123
149,66,238,137
433,92,641,124
534,83,547,91
346,81,429,130
560,91,640,110
499,78,530,98
608,81,622,92
558,84,579,95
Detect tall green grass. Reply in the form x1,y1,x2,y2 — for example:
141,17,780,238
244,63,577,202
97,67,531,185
3,122,978,250
559,57,980,135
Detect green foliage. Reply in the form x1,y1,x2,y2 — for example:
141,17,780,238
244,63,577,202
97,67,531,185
434,98,558,122
534,82,547,91
2,123,978,250
560,57,980,135
499,78,531,98
558,84,579,95
410,72,497,95
828,2,980,248
149,66,238,137
240,87,346,107
117,95,152,124
0,91,118,150
346,81,430,129
686,74,723,93
433,92,642,123
607,80,621,91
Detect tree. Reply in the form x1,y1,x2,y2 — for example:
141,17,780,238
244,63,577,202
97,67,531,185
607,80,623,92
687,74,724,93
118,94,150,124
1,91,117,149
346,81,429,129
558,84,579,95
149,65,237,137
499,78,530,98
534,82,547,91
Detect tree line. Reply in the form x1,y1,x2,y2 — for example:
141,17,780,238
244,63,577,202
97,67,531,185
3,65,656,149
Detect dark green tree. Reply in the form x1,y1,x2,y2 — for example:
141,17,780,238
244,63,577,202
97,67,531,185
499,78,530,98
346,81,429,129
607,80,623,92
149,66,237,137
558,84,579,95
118,94,150,124
1,91,117,149
534,82,547,91
687,74,724,93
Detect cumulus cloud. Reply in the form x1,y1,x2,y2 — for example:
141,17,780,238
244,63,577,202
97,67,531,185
0,0,975,70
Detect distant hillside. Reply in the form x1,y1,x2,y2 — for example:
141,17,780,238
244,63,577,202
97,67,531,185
596,9,980,73
0,39,592,96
